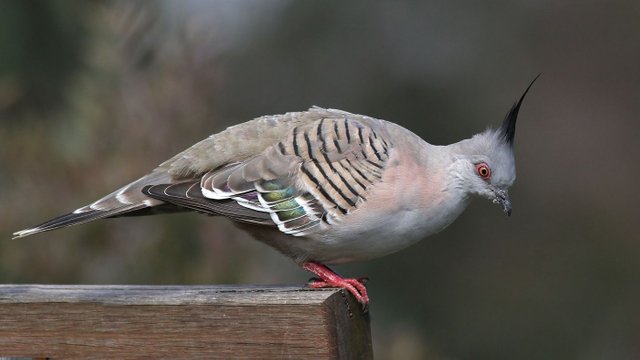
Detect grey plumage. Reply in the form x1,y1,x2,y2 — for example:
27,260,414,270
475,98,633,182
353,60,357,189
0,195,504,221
13,78,537,304
14,108,395,247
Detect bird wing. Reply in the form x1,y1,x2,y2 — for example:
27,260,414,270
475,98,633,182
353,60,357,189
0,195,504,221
13,107,392,238
143,111,393,236
12,109,312,238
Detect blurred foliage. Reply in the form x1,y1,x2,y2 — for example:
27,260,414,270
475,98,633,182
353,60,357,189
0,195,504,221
1,0,640,359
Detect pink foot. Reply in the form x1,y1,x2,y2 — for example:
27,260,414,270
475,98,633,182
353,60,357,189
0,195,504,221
302,262,369,306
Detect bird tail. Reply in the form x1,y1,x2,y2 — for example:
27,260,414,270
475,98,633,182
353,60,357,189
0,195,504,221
12,169,174,239
12,205,145,239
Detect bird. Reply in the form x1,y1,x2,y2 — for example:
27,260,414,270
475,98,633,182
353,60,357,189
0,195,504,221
13,77,538,306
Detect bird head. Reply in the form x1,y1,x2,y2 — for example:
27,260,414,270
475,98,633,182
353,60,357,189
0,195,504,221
448,76,538,216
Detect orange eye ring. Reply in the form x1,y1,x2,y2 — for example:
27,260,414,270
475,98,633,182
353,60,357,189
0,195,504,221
475,163,491,179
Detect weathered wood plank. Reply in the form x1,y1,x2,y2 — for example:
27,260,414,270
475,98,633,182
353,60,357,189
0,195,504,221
0,285,372,359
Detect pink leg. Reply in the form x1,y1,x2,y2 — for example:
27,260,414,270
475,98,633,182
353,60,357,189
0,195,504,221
302,262,369,305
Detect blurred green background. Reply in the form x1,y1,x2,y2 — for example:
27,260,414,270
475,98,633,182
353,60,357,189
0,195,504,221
1,1,639,358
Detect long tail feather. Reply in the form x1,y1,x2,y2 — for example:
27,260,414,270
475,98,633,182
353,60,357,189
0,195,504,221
12,205,145,239
13,169,177,239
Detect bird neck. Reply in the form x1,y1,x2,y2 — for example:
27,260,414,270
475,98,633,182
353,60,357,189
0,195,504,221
428,141,473,210
383,120,472,213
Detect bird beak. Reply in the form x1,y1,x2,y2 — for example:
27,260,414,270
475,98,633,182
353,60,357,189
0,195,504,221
492,188,512,216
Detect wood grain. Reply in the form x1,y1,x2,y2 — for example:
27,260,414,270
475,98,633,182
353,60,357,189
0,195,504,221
0,285,372,359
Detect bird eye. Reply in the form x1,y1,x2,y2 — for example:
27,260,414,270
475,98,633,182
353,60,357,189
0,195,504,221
475,163,491,179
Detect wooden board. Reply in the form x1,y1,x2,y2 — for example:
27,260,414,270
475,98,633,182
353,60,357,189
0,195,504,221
0,285,372,359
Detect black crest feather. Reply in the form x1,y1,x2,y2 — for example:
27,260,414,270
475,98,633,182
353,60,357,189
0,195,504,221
500,74,540,146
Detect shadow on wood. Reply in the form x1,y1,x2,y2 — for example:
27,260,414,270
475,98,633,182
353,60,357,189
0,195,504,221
0,285,372,359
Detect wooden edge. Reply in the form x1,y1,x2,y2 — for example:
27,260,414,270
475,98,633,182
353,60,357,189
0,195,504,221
322,288,373,359
0,284,338,305
0,285,373,359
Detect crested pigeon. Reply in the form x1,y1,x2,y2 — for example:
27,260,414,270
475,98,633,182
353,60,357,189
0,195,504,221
14,77,538,306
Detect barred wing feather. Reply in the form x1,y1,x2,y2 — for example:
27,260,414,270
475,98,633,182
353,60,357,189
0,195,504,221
188,116,393,236
13,108,393,240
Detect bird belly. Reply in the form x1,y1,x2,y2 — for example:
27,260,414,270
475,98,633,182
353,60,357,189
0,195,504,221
321,208,438,264
308,198,466,264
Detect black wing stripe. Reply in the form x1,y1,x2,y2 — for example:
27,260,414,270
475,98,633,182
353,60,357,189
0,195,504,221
369,135,384,161
299,165,347,215
317,118,327,152
345,158,375,184
304,131,356,208
292,127,301,156
316,122,363,199
278,142,287,155
366,159,384,169
344,117,351,143
337,161,368,193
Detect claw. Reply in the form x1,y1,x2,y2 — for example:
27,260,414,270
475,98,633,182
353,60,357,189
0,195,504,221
302,262,370,307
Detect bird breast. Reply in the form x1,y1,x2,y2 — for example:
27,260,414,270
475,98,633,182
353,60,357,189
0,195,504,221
301,147,467,264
